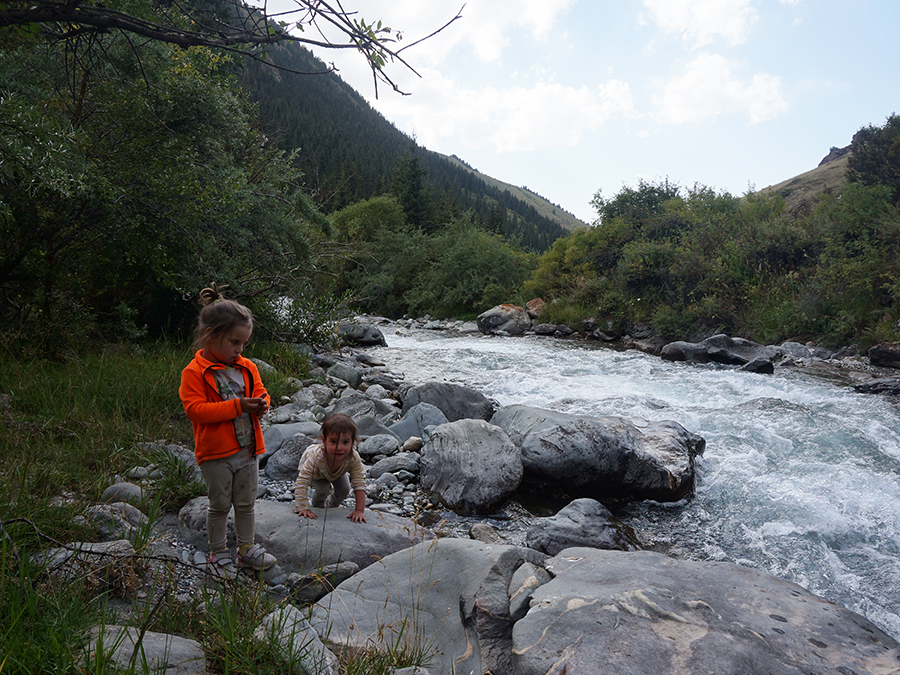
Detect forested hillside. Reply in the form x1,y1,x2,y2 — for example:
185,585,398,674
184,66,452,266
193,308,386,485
237,42,571,252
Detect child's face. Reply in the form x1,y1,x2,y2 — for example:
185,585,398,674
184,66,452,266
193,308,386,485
202,325,252,366
323,431,354,463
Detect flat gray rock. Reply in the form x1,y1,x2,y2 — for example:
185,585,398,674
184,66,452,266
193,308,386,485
309,538,547,675
512,547,900,675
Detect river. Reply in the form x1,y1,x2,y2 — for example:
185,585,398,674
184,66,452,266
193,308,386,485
368,326,900,641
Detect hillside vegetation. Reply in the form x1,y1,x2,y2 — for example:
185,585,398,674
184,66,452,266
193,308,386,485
525,117,900,350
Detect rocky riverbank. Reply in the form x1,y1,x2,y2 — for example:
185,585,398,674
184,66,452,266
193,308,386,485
40,318,900,674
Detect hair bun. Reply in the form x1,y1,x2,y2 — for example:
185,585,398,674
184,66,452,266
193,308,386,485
198,282,231,307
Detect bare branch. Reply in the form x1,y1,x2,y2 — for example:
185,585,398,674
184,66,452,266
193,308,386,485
0,0,463,94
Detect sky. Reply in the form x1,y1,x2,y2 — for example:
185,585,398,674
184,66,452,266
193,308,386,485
285,0,900,224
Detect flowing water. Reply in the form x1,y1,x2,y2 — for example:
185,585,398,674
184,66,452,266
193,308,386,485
369,326,900,640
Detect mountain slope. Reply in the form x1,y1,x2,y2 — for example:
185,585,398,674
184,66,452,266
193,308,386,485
237,43,576,249
757,147,850,213
441,153,586,232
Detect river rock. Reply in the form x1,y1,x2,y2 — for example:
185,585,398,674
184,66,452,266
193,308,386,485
511,547,900,675
368,452,420,479
388,402,449,442
400,381,496,422
84,625,206,675
491,404,704,503
419,419,523,514
309,538,547,675
255,605,338,675
661,333,778,366
868,341,900,368
326,390,377,420
262,422,321,456
477,304,533,336
358,433,400,459
265,432,318,480
178,498,429,573
524,498,640,555
337,322,387,347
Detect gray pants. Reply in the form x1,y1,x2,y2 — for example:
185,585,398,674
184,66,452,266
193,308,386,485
200,451,257,552
309,473,350,508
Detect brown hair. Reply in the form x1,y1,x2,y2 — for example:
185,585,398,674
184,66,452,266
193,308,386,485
191,283,253,350
320,413,359,445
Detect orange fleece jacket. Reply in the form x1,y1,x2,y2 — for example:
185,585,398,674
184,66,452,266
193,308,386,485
179,350,269,464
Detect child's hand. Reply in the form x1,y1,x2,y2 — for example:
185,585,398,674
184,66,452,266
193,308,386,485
298,508,317,520
348,509,366,523
241,397,269,416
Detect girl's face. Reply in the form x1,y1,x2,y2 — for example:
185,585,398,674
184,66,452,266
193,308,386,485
323,431,354,463
202,324,252,366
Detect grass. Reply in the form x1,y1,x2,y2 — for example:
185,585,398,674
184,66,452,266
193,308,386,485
0,337,434,674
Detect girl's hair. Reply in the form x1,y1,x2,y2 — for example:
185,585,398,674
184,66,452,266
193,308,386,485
320,413,359,445
191,283,253,350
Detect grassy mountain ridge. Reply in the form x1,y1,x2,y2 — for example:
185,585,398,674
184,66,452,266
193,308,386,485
756,149,851,213
440,153,587,231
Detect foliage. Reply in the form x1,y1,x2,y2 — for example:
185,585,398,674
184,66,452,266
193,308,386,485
403,215,537,318
0,28,335,352
848,112,900,204
0,0,461,96
527,177,900,348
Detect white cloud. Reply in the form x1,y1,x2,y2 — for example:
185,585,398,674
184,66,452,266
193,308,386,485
376,71,636,153
654,52,788,124
642,0,759,48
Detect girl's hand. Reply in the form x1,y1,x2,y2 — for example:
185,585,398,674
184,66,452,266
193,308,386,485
298,509,317,520
348,509,366,523
241,397,269,416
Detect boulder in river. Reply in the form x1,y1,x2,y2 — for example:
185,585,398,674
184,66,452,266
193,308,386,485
491,404,704,503
477,304,533,336
419,419,523,514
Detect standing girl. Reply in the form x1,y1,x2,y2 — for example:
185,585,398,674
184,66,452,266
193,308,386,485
295,413,368,523
179,284,276,577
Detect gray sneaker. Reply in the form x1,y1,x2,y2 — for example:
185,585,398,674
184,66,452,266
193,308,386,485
207,550,237,580
236,543,276,571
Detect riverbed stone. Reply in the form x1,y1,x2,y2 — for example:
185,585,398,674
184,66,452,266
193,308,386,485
661,333,778,365
265,432,318,480
868,341,900,368
511,547,900,675
420,419,523,514
84,625,206,675
491,404,704,503
309,538,547,675
477,303,533,336
388,402,449,444
178,498,429,573
524,497,640,555
400,381,496,422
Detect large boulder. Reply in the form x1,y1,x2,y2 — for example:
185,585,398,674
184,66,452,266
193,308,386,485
524,498,640,555
661,333,778,366
419,419,523,514
326,390,377,420
309,538,547,675
178,499,428,573
491,404,704,503
512,547,900,675
477,304,532,336
337,322,387,347
401,381,496,422
388,402,449,443
868,341,900,368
